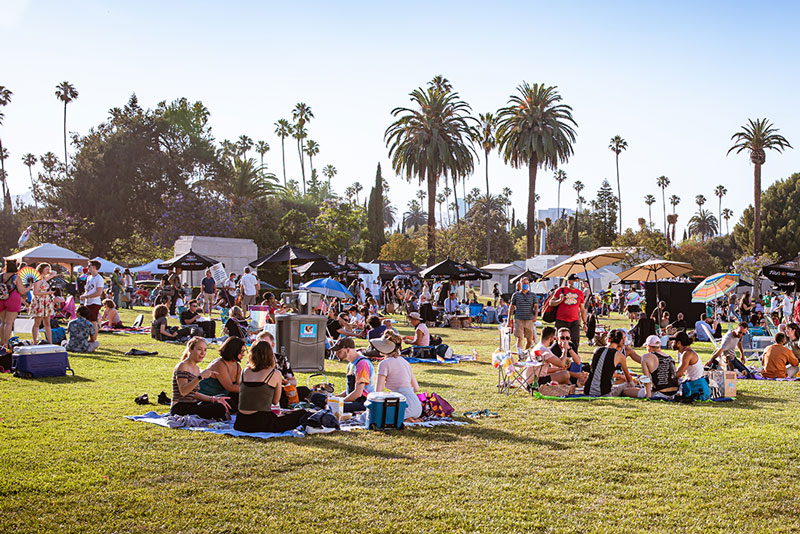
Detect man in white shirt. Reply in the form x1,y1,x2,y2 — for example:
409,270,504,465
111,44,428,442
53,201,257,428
239,267,259,310
782,294,793,323
444,292,460,314
81,260,105,342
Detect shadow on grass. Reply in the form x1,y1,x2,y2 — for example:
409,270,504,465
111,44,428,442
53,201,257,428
289,435,413,460
36,374,94,383
411,424,572,450
423,368,476,377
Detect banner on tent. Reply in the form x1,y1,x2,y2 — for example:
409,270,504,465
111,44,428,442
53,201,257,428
210,263,227,285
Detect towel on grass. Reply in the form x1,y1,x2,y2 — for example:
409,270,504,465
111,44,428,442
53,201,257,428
533,392,734,402
127,411,467,440
736,372,800,381
99,326,150,334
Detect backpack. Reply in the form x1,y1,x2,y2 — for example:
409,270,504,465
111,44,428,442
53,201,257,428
429,334,442,346
0,274,15,301
434,344,453,360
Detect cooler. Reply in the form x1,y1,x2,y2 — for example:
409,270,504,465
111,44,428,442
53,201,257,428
275,314,327,372
12,344,74,378
364,392,407,430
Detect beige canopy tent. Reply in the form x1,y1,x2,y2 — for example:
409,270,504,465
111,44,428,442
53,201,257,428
6,243,89,271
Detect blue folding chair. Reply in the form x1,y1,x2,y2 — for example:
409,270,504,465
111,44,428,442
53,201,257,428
469,302,484,325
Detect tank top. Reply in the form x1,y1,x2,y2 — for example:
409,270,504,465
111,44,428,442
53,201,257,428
650,352,678,392
238,368,277,412
585,347,618,397
683,350,704,381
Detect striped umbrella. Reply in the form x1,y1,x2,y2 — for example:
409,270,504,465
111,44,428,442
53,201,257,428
691,273,740,303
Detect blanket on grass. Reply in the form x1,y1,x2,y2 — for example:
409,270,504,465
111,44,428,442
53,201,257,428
99,326,150,334
404,354,477,364
127,411,467,440
736,372,800,381
532,392,734,402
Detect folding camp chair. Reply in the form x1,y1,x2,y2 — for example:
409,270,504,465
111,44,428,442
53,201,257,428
468,302,484,326
496,351,542,396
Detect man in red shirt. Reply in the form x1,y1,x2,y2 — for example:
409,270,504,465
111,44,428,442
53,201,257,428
549,273,588,346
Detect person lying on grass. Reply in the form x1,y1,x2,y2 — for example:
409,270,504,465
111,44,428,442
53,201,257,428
171,337,230,420
233,340,311,434
583,329,634,397
761,332,800,379
522,326,570,389
198,336,245,412
100,299,123,329
372,330,423,421
310,337,375,413
622,335,679,400
672,331,712,399
256,330,312,408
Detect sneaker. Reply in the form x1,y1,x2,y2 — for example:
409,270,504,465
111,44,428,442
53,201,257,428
157,391,171,405
134,393,150,406
305,426,336,435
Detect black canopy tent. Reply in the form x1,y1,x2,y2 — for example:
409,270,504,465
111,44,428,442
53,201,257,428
158,250,219,271
372,260,421,280
509,270,545,286
461,261,492,281
294,258,345,279
420,259,488,281
250,243,325,290
762,256,800,304
340,260,370,275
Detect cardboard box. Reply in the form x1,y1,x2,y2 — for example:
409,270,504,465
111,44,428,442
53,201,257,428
705,370,737,398
327,397,344,421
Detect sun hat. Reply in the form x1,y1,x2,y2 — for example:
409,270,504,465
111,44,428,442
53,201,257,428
407,312,421,321
369,337,398,355
330,337,355,352
645,335,662,347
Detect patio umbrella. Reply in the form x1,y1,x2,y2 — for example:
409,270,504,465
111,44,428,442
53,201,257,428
300,278,353,299
615,259,693,303
510,270,544,285
420,259,485,281
542,249,627,296
691,273,740,303
250,243,325,290
294,258,345,279
158,250,219,271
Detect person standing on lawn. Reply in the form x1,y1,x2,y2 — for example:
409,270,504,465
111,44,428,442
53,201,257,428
110,267,124,309
201,269,216,315
81,260,104,345
548,273,587,345
508,276,538,351
239,267,259,311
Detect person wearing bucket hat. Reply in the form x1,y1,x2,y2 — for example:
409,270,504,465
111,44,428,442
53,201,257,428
373,331,423,420
403,312,430,350
622,335,679,400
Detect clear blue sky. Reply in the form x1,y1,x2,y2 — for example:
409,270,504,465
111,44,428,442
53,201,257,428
2,0,799,235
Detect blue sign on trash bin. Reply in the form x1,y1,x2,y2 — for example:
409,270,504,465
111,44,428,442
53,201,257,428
300,323,317,338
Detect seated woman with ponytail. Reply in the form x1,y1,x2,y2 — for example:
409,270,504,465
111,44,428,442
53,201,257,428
233,340,311,434
371,330,423,421
171,337,230,420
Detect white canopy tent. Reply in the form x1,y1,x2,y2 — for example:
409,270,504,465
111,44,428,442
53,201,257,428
130,259,167,275
6,243,88,270
90,257,124,274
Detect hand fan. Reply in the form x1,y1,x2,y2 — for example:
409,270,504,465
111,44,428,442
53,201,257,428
17,266,41,286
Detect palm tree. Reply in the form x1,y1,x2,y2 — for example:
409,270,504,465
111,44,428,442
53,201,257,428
0,85,12,209
656,176,670,244
496,83,577,257
220,139,236,158
236,135,253,157
429,75,452,93
713,185,727,236
669,194,680,215
0,147,9,206
416,189,425,204
385,83,476,262
435,192,446,227
351,182,363,204
472,112,498,263
22,153,37,205
322,164,337,186
667,213,679,246
573,180,585,248
644,194,656,228
722,208,733,235
254,140,270,167
292,103,314,190
274,119,292,186
554,169,568,219
383,197,397,229
695,194,706,210
688,209,718,241
54,81,79,173
403,200,427,232
205,156,281,208
608,135,628,233
728,118,792,254
305,139,320,176
442,186,453,225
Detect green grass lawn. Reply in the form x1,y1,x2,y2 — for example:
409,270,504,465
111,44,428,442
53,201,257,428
2,308,800,533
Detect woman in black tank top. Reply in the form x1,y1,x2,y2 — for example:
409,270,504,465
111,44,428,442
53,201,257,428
583,330,633,397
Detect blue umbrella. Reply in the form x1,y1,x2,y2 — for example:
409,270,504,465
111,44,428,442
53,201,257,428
300,278,353,299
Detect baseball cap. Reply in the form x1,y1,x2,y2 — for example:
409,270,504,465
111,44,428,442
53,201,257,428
645,335,661,347
567,274,580,281
330,337,355,352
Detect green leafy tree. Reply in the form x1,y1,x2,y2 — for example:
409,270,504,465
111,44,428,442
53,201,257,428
385,82,475,263
364,163,386,261
590,180,618,246
54,81,79,174
732,254,777,288
379,232,418,260
613,226,668,268
728,118,792,254
733,172,800,258
609,135,627,233
309,200,367,260
278,208,311,245
497,82,577,256
667,240,722,276
274,119,292,186
383,197,396,229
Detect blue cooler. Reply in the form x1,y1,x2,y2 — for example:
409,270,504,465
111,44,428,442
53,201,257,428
364,392,407,430
12,344,74,378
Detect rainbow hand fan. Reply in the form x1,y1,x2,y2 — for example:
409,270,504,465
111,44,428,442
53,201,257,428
17,266,41,286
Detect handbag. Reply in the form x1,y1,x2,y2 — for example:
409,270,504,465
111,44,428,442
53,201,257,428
419,391,454,417
542,292,560,323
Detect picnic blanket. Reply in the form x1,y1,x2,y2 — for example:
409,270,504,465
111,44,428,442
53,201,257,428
127,411,467,441
736,372,800,381
99,326,150,334
404,353,477,364
532,392,734,402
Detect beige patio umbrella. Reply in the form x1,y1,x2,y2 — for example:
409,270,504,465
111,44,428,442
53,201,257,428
615,259,694,303
542,249,628,297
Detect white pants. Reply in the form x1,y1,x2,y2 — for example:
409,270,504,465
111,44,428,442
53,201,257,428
396,387,423,419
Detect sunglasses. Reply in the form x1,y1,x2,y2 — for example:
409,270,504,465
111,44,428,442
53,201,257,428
559,336,571,340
